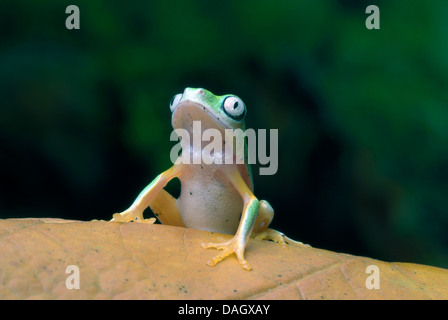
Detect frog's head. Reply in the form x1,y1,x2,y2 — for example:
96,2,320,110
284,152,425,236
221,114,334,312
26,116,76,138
169,88,246,134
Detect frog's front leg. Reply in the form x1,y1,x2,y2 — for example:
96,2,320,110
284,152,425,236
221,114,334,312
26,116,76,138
112,165,182,224
201,167,260,271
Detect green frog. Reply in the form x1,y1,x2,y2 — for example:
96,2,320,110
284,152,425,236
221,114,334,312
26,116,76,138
112,88,307,270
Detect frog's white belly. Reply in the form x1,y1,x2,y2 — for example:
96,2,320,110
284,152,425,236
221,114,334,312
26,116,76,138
176,165,243,235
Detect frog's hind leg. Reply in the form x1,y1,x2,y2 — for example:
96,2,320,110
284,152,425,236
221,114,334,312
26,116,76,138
251,200,310,248
251,200,286,247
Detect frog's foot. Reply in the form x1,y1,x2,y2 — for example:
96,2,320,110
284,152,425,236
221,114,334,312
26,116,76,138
201,237,251,271
111,210,156,224
252,228,310,248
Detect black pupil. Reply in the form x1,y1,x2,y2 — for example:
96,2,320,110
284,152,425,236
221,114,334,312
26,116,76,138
170,96,176,106
233,101,239,110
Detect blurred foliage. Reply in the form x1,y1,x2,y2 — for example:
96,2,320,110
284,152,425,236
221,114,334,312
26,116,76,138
0,0,447,268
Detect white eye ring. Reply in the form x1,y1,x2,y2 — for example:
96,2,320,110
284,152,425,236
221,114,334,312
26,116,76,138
222,96,245,121
169,93,182,111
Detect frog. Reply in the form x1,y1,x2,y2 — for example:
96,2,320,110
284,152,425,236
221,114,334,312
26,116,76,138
112,88,307,270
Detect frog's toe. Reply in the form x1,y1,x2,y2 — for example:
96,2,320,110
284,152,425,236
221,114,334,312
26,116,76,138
141,217,156,224
253,228,310,248
111,212,132,222
207,247,232,266
201,238,231,250
111,210,150,223
252,228,287,247
201,239,251,271
285,237,311,247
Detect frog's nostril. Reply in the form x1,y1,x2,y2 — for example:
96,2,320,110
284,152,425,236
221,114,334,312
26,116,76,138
199,89,204,95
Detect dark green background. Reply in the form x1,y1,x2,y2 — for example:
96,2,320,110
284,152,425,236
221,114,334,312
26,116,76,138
1,0,447,269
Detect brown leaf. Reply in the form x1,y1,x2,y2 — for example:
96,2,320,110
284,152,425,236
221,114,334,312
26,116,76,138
0,218,447,299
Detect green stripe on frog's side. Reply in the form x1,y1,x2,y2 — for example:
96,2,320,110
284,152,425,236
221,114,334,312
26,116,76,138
240,198,260,241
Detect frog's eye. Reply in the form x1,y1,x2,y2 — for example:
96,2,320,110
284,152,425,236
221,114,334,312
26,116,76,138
169,93,182,111
222,96,246,121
